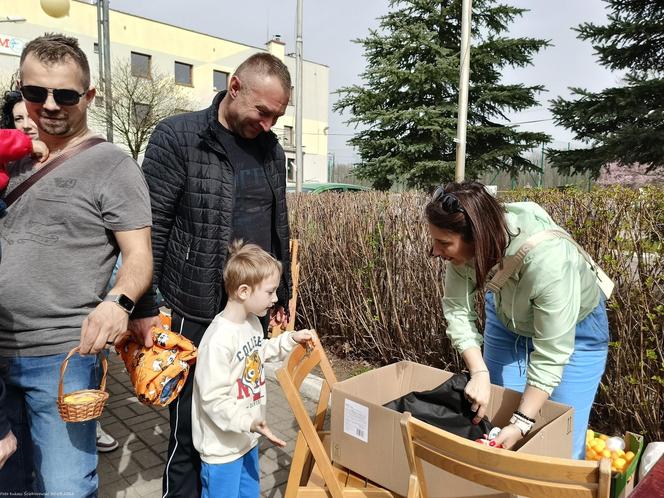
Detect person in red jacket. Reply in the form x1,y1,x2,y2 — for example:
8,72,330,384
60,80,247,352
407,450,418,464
1,90,49,191
0,93,48,462
1,91,49,216
0,129,48,190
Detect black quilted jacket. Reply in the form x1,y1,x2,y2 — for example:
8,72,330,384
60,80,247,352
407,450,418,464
133,91,291,323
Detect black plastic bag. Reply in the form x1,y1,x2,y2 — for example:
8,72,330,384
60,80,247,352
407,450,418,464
384,372,493,440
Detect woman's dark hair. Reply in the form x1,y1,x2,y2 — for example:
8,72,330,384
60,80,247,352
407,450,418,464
1,90,23,129
425,181,512,290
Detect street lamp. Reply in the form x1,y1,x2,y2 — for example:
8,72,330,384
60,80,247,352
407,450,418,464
40,0,113,142
454,0,473,183
0,17,27,23
96,0,113,142
295,0,303,192
40,0,70,18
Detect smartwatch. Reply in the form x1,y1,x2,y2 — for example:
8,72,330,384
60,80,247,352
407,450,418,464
104,294,135,314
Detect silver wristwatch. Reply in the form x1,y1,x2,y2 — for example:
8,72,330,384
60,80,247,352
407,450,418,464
509,414,534,436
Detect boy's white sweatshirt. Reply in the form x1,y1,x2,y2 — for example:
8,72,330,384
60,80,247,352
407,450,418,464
192,314,297,464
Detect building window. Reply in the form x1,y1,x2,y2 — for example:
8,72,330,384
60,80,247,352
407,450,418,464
174,61,193,86
131,52,151,78
213,70,229,91
133,102,150,125
283,125,294,147
287,158,296,182
93,42,99,54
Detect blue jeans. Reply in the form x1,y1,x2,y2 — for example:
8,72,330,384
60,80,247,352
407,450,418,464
200,446,260,498
0,352,101,496
483,292,609,459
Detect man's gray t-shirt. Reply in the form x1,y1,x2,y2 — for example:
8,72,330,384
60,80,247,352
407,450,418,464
0,142,152,356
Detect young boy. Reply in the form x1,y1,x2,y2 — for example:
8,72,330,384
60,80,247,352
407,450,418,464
192,241,312,498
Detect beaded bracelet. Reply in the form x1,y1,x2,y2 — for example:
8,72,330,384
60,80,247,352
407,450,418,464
513,410,536,423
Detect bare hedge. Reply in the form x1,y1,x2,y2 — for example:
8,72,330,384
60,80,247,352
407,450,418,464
288,186,663,442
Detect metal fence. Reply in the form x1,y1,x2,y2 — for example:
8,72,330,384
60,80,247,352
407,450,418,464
330,142,594,191
478,142,594,191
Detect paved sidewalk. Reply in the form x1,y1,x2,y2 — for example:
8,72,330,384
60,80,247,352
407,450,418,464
98,353,314,497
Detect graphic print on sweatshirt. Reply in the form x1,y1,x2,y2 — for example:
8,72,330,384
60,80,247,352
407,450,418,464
236,336,266,403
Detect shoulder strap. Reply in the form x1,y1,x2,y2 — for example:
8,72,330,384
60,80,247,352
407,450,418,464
4,137,106,208
486,229,614,299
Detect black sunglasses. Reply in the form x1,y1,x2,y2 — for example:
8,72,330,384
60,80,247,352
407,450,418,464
20,85,87,106
431,185,468,216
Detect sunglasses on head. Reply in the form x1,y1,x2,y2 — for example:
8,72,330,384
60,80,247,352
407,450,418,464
5,90,21,100
20,85,87,106
431,185,467,216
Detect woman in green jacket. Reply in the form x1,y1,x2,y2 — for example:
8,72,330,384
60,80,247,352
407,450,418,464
426,181,609,459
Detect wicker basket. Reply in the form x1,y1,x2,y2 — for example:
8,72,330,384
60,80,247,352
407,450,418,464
57,347,109,422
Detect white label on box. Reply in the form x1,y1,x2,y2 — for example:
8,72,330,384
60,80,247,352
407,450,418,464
343,398,369,442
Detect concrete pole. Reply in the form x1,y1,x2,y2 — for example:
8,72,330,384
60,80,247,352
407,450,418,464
295,0,304,192
97,0,113,142
454,0,472,182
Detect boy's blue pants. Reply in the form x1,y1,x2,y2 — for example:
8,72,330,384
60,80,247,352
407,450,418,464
201,445,260,498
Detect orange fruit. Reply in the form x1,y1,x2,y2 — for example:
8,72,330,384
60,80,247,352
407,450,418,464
625,451,635,463
602,449,612,458
614,458,627,472
599,434,609,441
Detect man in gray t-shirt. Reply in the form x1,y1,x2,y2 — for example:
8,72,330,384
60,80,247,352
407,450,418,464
0,34,152,497
0,143,151,355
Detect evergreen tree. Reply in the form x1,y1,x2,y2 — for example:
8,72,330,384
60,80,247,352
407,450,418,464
549,0,664,177
334,0,550,190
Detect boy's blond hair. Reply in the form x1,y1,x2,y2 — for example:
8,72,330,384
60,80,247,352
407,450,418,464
224,240,282,296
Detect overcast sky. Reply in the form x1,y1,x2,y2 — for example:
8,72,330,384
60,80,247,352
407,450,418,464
109,0,619,163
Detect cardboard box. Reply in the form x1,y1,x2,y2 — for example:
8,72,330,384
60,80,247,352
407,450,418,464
330,361,574,498
610,432,644,498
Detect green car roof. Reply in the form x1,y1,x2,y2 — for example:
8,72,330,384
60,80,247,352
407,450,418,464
287,182,370,193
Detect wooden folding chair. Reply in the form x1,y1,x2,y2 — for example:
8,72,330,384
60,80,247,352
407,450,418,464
271,239,300,337
276,333,396,498
400,413,611,498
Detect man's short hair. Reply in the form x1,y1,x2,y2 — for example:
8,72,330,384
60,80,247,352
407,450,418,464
224,240,282,296
234,53,291,95
20,33,91,90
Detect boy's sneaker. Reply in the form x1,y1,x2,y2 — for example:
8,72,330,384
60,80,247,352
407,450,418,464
96,422,119,453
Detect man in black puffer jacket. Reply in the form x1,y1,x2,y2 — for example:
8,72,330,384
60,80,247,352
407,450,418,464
130,53,292,498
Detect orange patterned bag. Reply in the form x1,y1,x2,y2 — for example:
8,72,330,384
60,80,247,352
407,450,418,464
116,327,197,406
